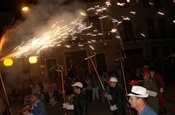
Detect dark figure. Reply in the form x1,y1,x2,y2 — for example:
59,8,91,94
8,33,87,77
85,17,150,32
105,77,126,115
63,82,88,115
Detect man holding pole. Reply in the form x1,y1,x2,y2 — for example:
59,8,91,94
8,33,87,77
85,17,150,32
105,77,126,115
63,82,88,115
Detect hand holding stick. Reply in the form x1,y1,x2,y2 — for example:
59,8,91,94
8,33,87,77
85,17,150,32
85,53,111,106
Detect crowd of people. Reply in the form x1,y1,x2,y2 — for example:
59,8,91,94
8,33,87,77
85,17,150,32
0,62,170,115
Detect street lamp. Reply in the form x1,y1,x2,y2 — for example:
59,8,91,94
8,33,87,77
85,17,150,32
1,58,13,114
3,58,13,66
29,56,38,64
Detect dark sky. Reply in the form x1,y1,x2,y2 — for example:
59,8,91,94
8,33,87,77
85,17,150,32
0,0,36,12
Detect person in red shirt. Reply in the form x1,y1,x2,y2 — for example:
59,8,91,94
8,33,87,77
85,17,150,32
150,69,167,114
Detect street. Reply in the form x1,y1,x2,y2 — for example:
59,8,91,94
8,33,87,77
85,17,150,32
11,82,175,115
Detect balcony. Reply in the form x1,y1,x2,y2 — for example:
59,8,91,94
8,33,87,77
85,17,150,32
119,28,175,42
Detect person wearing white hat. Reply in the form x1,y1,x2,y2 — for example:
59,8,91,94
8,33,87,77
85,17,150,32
105,77,126,115
63,82,88,115
127,86,157,115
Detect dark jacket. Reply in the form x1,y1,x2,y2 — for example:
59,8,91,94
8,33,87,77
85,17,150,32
72,91,88,115
110,85,125,115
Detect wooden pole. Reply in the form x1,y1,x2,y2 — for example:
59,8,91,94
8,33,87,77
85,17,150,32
0,72,13,115
85,53,111,106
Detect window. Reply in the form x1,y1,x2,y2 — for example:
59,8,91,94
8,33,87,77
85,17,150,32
122,20,134,40
146,19,156,39
158,19,166,38
154,0,162,9
96,53,107,72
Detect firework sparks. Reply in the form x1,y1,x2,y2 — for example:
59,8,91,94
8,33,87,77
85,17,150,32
0,11,91,61
158,11,164,15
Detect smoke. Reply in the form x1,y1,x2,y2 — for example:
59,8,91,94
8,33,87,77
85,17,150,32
1,0,85,57
0,0,85,87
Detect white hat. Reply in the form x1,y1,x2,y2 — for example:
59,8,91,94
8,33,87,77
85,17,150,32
108,77,118,83
72,82,83,88
127,86,148,98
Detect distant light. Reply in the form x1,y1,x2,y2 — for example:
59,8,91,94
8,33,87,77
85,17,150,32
111,29,117,33
158,11,164,15
89,45,95,50
29,56,38,64
22,6,29,12
173,20,175,23
3,58,13,66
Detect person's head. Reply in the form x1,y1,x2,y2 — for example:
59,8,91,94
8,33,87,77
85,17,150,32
143,70,150,81
107,77,118,88
127,86,148,111
30,92,39,103
72,82,83,95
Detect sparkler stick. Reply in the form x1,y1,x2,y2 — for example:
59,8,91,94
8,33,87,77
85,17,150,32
0,71,13,115
85,52,111,106
115,58,131,115
54,65,67,115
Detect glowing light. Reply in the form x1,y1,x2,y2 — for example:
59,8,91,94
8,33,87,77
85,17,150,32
130,11,136,15
173,20,175,23
117,2,125,6
89,45,94,50
111,29,117,33
21,6,29,12
141,33,146,37
158,11,164,15
105,1,111,6
121,16,130,20
149,2,154,5
29,56,38,64
3,58,13,66
0,33,8,52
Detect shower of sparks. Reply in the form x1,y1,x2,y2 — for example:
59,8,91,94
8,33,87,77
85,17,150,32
0,12,92,61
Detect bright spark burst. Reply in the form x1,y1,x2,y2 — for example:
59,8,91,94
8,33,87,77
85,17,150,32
0,11,91,61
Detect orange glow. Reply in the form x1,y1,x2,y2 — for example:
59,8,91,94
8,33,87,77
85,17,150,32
0,33,8,52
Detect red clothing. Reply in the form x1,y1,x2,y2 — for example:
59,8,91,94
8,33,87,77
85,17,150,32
153,74,166,108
